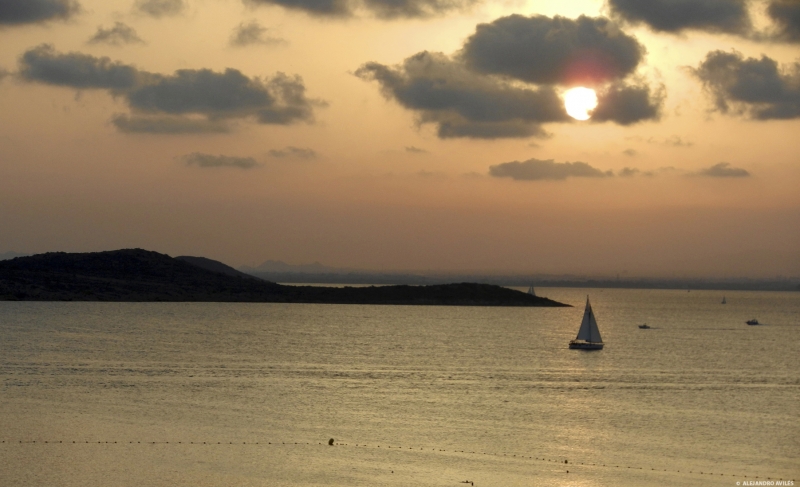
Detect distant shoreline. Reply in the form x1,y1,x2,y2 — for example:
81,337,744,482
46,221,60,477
247,272,799,292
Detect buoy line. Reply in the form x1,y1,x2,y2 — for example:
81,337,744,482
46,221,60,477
0,439,791,482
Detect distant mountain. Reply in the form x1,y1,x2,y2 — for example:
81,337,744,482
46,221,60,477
240,260,346,274
0,249,567,306
176,255,259,280
0,249,284,302
0,251,30,261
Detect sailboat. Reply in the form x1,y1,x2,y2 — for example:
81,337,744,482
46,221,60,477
569,296,604,350
722,296,727,304
527,286,536,297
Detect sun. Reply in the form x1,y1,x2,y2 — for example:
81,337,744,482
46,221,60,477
564,87,598,121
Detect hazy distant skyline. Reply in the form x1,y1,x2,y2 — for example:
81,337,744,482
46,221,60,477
1,0,798,278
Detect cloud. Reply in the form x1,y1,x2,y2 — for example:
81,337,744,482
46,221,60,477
182,152,260,169
244,0,476,18
617,166,655,176
694,162,750,177
0,0,80,26
405,146,427,153
662,135,693,147
460,14,645,86
361,0,478,19
591,80,664,125
606,0,751,35
229,21,286,47
766,0,800,42
622,149,637,157
629,135,694,146
356,51,568,139
19,44,324,131
267,146,317,159
0,67,9,81
111,114,230,133
19,44,140,90
134,0,185,17
357,15,662,139
691,50,800,119
88,22,145,46
244,0,350,17
489,158,613,181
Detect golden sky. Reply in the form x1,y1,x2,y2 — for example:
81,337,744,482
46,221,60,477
0,0,798,277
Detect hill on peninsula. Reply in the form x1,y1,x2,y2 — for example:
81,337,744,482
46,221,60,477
0,249,568,306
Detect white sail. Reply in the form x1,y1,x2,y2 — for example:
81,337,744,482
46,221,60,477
575,297,602,343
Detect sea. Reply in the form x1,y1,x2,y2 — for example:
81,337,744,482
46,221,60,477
1,287,798,487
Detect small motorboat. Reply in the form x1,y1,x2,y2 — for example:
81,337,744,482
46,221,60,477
638,323,650,329
746,319,760,326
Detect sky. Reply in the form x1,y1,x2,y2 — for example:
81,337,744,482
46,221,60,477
0,0,799,278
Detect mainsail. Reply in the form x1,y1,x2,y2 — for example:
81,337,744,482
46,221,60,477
575,297,602,343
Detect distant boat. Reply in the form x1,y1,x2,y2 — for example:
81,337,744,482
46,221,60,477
569,296,604,350
527,286,537,297
638,323,650,329
746,319,760,326
722,296,727,304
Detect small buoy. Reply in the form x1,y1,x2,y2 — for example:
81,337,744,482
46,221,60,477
328,438,334,446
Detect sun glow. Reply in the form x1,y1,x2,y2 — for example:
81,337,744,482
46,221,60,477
564,87,598,121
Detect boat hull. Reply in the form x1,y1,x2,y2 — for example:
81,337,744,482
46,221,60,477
569,340,604,350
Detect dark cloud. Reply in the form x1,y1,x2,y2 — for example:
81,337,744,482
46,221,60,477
268,146,317,159
361,0,477,19
19,44,140,90
358,14,662,139
489,158,612,181
131,69,274,117
691,50,800,119
183,152,260,169
230,21,286,47
617,166,655,176
19,45,324,131
111,114,230,133
405,146,427,153
88,22,144,46
694,162,750,177
134,0,185,17
767,0,800,42
0,67,9,81
662,135,693,147
244,0,474,18
622,149,637,157
0,0,80,25
591,81,664,125
356,51,568,139
460,14,645,86
244,0,350,17
607,0,751,34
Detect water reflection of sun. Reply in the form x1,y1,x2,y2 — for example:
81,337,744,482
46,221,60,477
564,87,598,121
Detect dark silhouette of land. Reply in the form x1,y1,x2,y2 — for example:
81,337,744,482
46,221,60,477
0,249,568,306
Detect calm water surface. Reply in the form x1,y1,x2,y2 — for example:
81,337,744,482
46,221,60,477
1,288,798,486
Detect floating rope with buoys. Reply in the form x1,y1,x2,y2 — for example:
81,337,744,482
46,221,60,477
1,438,792,482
